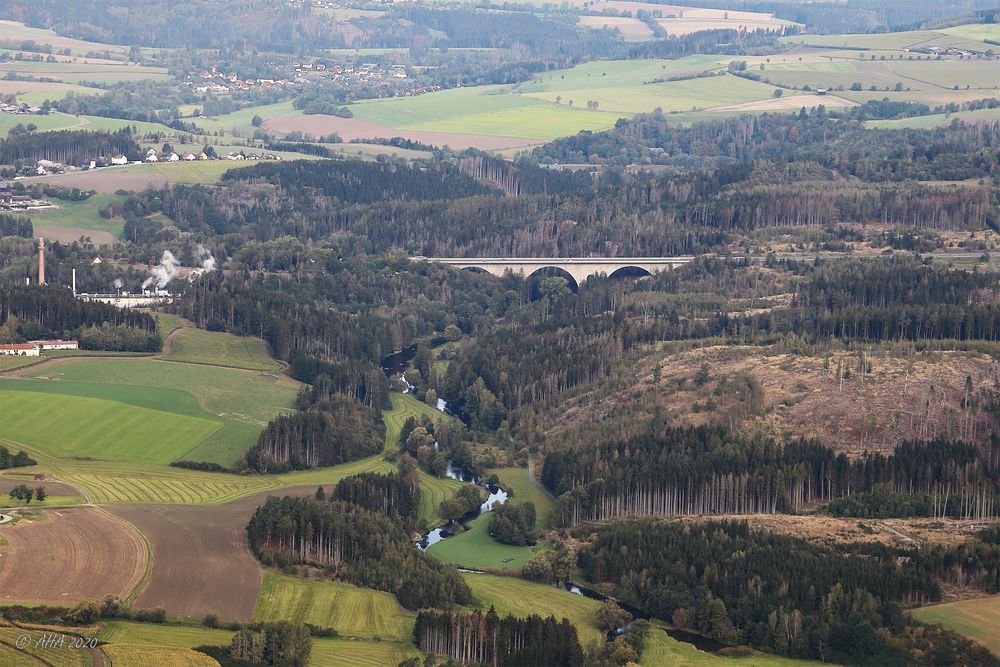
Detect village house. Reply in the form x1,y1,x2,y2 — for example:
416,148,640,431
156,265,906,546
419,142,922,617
111,155,129,165
167,152,181,162
183,152,197,161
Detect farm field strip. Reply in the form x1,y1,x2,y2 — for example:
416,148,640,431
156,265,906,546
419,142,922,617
639,621,824,666
461,573,605,646
310,637,421,666
162,323,282,371
100,645,219,667
253,572,415,641
97,622,235,649
0,625,90,667
911,595,1000,655
417,469,464,527
486,466,555,528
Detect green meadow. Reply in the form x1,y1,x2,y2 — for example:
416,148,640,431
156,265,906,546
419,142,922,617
427,512,547,571
254,572,415,641
461,573,605,646
97,622,235,649
0,382,221,463
26,194,128,239
911,595,1000,655
162,324,282,372
0,61,170,84
487,466,555,528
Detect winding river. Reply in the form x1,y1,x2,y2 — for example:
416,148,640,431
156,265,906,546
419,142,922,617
381,345,722,654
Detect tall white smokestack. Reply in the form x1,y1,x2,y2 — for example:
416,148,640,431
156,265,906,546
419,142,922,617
72,268,77,295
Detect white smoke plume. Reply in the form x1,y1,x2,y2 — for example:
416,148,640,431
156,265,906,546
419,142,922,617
113,278,123,289
142,250,181,290
188,245,217,281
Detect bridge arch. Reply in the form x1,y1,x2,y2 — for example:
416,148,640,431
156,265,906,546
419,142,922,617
526,265,580,289
608,265,653,280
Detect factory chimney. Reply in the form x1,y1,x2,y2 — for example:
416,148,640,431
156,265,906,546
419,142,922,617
72,268,77,295
37,237,45,285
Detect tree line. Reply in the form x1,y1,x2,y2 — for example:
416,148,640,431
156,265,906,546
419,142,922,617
0,128,140,167
542,423,1000,526
244,394,384,473
413,608,584,666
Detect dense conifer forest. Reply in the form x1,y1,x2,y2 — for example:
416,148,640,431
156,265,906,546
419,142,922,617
577,520,999,665
0,285,161,351
246,496,471,609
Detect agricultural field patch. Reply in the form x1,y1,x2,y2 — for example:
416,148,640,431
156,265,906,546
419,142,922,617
0,19,127,55
0,385,222,463
911,595,1000,655
461,573,604,646
417,469,464,528
639,620,824,665
428,512,547,571
0,624,92,666
867,106,1000,129
0,477,84,508
254,572,415,641
656,17,795,37
0,507,147,606
101,645,220,667
162,322,282,371
577,16,653,40
309,637,421,666
97,621,235,649
18,193,127,244
0,60,170,84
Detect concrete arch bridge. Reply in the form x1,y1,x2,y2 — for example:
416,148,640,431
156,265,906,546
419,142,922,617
417,257,694,286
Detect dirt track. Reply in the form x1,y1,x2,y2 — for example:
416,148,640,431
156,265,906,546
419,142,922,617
0,507,147,605
264,114,538,150
108,486,317,621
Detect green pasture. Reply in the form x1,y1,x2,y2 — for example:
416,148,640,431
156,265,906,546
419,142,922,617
417,468,463,527
939,24,1000,42
517,56,726,93
254,572,415,641
0,625,90,666
911,595,1000,655
97,622,234,649
18,357,299,426
162,324,282,371
461,573,604,646
309,637,421,666
26,194,127,238
428,512,547,571
0,111,87,136
0,61,169,84
0,19,126,56
868,106,1000,129
486,466,555,528
195,101,296,136
522,74,784,114
780,25,997,53
0,384,221,463
383,392,450,453
640,621,824,666
348,86,623,140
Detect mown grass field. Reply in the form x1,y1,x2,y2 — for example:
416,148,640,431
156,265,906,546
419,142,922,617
194,100,297,137
254,572,415,641
867,106,1000,129
0,19,127,56
97,621,234,649
309,637,421,666
0,384,221,463
461,573,604,646
101,645,219,667
0,60,170,84
428,512,547,571
911,595,1000,655
417,469,464,527
487,466,555,528
25,193,127,239
0,624,91,666
162,323,282,371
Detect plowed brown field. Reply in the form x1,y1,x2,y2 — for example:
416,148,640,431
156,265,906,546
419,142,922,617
108,486,317,621
0,507,147,605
